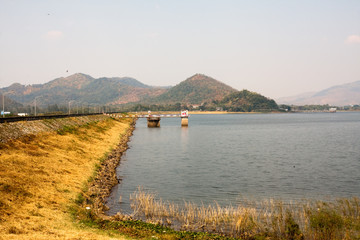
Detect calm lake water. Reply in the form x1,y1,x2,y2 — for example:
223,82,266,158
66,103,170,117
107,112,360,215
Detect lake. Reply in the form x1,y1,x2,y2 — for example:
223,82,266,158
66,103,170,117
106,112,360,215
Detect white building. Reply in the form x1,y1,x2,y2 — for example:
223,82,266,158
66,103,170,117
1,111,11,115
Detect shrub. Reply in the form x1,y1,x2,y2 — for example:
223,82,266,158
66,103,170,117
75,193,85,205
285,211,303,240
310,208,344,239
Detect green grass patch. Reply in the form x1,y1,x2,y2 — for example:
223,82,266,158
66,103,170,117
310,208,344,239
57,125,79,135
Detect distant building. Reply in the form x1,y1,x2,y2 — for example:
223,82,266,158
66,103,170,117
329,108,337,113
216,107,223,111
18,113,28,116
1,111,11,116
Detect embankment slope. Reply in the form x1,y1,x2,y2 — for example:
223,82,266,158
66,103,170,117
0,116,133,239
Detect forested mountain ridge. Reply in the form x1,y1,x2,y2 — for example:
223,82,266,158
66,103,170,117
1,73,166,107
1,73,279,113
150,74,237,104
220,90,278,112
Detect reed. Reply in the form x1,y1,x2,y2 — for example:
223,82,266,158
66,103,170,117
126,187,360,239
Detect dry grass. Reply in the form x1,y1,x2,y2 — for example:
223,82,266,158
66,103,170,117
0,117,133,240
128,187,360,239
0,115,110,144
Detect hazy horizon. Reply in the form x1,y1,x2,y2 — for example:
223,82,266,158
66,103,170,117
1,0,359,98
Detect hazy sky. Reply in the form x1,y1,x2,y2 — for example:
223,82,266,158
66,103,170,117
1,0,359,98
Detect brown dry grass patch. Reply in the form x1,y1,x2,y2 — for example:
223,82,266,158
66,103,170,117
0,118,132,240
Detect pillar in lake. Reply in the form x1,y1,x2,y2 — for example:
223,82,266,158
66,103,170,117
181,110,189,127
147,111,160,127
147,117,160,127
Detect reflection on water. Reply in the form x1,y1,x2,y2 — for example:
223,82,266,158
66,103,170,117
106,113,360,215
181,126,188,152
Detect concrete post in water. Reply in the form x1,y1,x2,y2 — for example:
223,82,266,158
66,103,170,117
147,117,160,127
147,112,160,127
181,110,189,127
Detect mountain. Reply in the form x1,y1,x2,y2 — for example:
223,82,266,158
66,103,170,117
1,73,166,106
220,90,278,112
2,73,278,112
277,81,360,106
0,94,24,113
150,74,237,104
97,77,150,89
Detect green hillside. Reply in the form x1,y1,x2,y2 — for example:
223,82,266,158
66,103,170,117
151,74,237,104
220,90,278,112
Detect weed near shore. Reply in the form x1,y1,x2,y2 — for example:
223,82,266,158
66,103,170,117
123,187,360,239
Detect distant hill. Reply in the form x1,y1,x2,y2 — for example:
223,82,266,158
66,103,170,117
277,80,360,106
150,74,237,104
1,73,166,106
0,93,31,114
220,90,278,112
2,73,279,112
0,94,24,111
97,77,150,89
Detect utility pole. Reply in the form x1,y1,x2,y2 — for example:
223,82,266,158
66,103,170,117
35,96,41,116
2,93,5,118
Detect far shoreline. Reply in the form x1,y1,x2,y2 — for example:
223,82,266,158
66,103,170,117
188,111,265,114
133,110,282,115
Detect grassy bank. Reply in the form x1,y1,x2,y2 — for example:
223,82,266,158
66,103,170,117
0,117,133,239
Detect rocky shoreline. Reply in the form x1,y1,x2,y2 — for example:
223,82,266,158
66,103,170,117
84,119,136,219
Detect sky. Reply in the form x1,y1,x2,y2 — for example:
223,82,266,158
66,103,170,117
0,0,359,98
